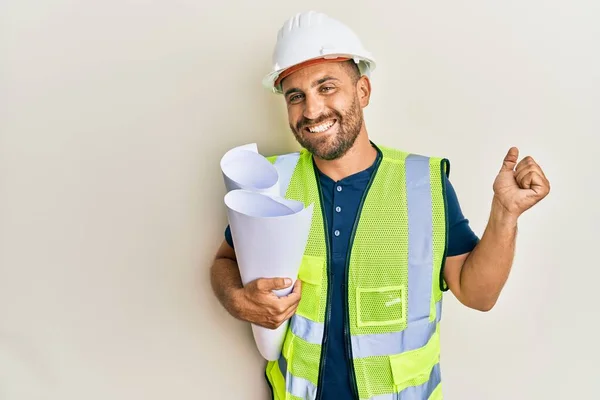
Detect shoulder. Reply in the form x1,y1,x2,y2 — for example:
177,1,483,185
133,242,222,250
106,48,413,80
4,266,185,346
376,143,450,175
266,150,305,165
376,142,447,161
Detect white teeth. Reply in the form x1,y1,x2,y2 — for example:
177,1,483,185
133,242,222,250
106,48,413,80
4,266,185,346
308,120,335,133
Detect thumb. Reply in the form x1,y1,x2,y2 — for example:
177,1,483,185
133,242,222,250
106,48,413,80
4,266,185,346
501,147,519,172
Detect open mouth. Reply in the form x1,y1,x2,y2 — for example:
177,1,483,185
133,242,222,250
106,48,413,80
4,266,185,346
304,119,337,134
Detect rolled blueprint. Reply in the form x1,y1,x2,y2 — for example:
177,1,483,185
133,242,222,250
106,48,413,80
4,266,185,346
220,144,314,361
220,143,280,197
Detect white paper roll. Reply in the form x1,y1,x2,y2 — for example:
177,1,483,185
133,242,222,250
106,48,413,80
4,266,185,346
225,190,313,360
220,143,314,361
220,143,280,197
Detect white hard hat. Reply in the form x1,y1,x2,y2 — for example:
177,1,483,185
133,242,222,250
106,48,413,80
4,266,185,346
262,11,376,94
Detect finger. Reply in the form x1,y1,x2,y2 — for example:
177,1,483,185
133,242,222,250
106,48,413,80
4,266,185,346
277,298,300,319
255,277,292,292
515,162,544,184
515,156,549,180
277,279,301,300
530,160,548,180
265,295,299,323
277,288,302,310
518,170,535,190
278,294,302,319
268,308,296,330
270,280,301,314
290,279,302,295
529,172,550,195
515,163,536,183
501,147,519,172
280,303,300,323
519,170,548,193
515,156,536,174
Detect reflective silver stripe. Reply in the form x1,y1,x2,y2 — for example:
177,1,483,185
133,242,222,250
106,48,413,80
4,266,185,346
405,154,434,324
290,313,323,345
351,301,441,358
278,351,318,399
369,363,441,400
398,363,441,400
291,302,441,358
288,374,317,400
370,394,395,400
273,152,300,197
282,315,319,399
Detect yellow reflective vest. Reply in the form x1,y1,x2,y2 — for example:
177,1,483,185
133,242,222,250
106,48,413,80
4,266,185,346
265,144,449,400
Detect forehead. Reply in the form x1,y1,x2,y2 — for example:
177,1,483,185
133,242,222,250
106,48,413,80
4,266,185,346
281,62,349,91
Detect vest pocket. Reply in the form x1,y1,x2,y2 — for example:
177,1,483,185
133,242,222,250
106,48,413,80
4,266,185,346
356,285,407,327
389,325,440,392
296,255,324,321
297,255,323,285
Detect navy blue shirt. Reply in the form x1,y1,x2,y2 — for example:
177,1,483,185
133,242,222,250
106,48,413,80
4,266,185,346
224,146,479,399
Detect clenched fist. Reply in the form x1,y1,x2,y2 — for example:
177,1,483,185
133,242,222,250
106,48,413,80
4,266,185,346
493,147,550,219
232,277,302,329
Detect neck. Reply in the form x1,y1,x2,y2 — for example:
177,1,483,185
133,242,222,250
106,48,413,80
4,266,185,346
313,127,377,182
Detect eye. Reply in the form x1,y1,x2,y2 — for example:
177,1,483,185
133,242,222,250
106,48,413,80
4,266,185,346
321,86,335,93
288,93,304,103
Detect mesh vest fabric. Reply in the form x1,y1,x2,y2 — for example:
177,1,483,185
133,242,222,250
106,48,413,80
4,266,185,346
265,145,449,400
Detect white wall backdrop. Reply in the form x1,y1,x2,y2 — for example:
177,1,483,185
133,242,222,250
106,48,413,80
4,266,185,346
1,0,598,399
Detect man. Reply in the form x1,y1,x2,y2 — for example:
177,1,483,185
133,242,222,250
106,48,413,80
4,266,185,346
210,11,550,400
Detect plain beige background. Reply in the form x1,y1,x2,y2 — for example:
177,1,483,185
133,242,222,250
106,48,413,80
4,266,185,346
1,0,598,399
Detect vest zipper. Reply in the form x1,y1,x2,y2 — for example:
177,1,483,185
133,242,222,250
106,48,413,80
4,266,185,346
314,164,333,400
344,155,382,400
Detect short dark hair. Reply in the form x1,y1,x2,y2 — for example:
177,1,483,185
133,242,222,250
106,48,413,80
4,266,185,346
342,60,361,83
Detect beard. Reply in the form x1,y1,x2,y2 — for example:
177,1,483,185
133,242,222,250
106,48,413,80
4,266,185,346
290,96,363,161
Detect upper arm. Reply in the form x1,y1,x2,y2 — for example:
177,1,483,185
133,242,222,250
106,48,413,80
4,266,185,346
441,176,478,298
214,238,237,262
215,224,236,262
444,176,479,257
443,252,469,300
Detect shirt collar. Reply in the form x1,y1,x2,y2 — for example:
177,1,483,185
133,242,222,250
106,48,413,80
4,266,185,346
313,141,382,184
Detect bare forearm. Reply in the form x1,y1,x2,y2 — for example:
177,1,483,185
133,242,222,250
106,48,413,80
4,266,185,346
459,197,518,310
209,252,302,328
451,147,550,311
210,257,243,318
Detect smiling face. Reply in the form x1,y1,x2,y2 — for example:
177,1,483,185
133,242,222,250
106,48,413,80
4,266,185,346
281,60,370,161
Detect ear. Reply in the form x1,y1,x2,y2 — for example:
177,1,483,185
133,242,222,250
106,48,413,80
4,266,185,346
357,76,371,108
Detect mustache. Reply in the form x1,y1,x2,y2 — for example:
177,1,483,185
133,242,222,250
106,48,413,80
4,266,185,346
296,112,340,132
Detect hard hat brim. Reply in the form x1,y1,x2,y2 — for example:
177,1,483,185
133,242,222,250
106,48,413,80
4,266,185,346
263,54,376,94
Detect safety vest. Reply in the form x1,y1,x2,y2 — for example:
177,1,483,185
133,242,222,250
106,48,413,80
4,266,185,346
265,144,449,400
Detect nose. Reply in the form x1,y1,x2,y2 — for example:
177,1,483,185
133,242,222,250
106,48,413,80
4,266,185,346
303,94,325,120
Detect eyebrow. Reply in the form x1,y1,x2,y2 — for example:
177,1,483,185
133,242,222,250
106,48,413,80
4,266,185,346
284,76,340,98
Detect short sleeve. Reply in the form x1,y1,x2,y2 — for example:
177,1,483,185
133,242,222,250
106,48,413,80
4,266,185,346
445,176,479,256
224,224,234,249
